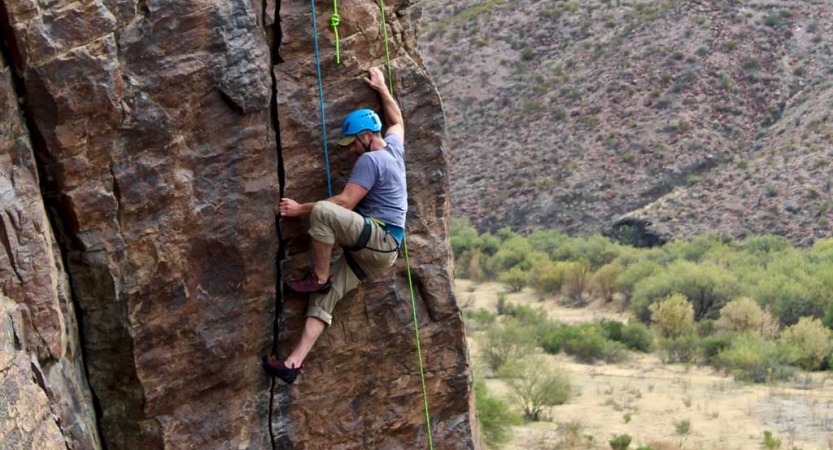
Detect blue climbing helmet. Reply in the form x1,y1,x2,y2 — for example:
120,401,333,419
338,109,382,147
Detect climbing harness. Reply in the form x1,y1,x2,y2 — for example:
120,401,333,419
310,0,333,197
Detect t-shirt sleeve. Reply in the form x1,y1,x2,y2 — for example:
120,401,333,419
384,134,404,159
348,154,377,190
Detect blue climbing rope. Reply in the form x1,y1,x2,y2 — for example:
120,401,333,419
310,0,333,197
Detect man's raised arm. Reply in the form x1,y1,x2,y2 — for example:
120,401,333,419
364,67,404,142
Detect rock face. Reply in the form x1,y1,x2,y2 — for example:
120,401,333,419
1,43,100,449
274,2,479,449
0,294,65,450
1,0,479,448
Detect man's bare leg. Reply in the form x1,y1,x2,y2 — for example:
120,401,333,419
283,317,327,368
312,239,333,283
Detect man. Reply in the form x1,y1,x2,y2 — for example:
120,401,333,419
262,67,406,384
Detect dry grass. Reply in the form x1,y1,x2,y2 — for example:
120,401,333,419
461,280,833,450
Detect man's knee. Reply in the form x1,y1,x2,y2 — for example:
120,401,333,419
310,201,333,225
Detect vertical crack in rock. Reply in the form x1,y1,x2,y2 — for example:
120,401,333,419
263,0,291,449
1,3,107,448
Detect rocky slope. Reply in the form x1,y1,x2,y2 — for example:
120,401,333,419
0,0,479,448
418,0,833,245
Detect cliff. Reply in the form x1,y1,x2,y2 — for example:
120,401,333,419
0,0,480,448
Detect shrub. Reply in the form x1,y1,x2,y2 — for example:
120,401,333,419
554,234,622,270
530,262,567,295
716,332,791,382
464,308,497,332
562,261,591,303
482,320,537,373
633,261,739,322
620,322,654,352
592,263,623,302
561,324,607,363
600,320,625,342
761,431,781,449
615,259,661,298
500,356,571,421
475,379,521,448
502,303,548,328
609,434,632,450
779,317,832,371
752,271,828,326
716,298,779,338
658,333,699,363
527,230,569,259
601,341,630,364
701,333,733,364
491,236,535,272
650,294,695,339
500,267,528,292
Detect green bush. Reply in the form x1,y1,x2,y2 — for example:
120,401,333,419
502,303,548,328
620,322,654,352
558,323,607,363
609,434,632,450
592,263,623,302
633,261,739,322
601,341,630,364
464,308,497,332
475,379,521,448
779,317,832,371
530,261,567,295
716,332,791,382
499,356,571,421
482,320,537,373
658,333,699,363
650,294,695,339
562,261,591,303
500,267,528,292
600,320,625,342
701,333,733,364
615,259,661,298
716,298,779,337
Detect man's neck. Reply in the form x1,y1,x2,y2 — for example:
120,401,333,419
369,135,387,152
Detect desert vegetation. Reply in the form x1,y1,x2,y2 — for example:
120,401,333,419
454,219,833,449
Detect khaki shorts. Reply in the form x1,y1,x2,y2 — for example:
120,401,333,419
306,201,399,325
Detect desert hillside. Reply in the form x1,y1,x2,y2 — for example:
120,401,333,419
418,0,833,245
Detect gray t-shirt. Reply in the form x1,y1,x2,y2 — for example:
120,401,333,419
348,134,407,230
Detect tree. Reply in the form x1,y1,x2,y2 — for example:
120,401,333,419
650,294,698,363
474,379,520,448
592,263,622,302
499,356,571,421
715,298,779,338
650,294,694,339
780,317,832,371
500,267,528,292
481,320,537,373
632,261,739,322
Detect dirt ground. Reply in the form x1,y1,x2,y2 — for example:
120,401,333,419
458,280,833,450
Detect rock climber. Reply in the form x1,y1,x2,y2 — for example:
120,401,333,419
262,67,406,384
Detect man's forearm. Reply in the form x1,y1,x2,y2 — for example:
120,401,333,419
378,88,403,128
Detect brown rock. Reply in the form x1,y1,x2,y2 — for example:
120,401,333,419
2,0,479,447
274,2,479,449
2,45,101,449
0,294,67,450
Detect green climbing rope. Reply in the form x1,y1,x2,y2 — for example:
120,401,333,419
377,1,434,447
402,236,435,450
331,0,341,64
378,0,394,93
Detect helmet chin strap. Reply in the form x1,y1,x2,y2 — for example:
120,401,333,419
359,133,373,154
